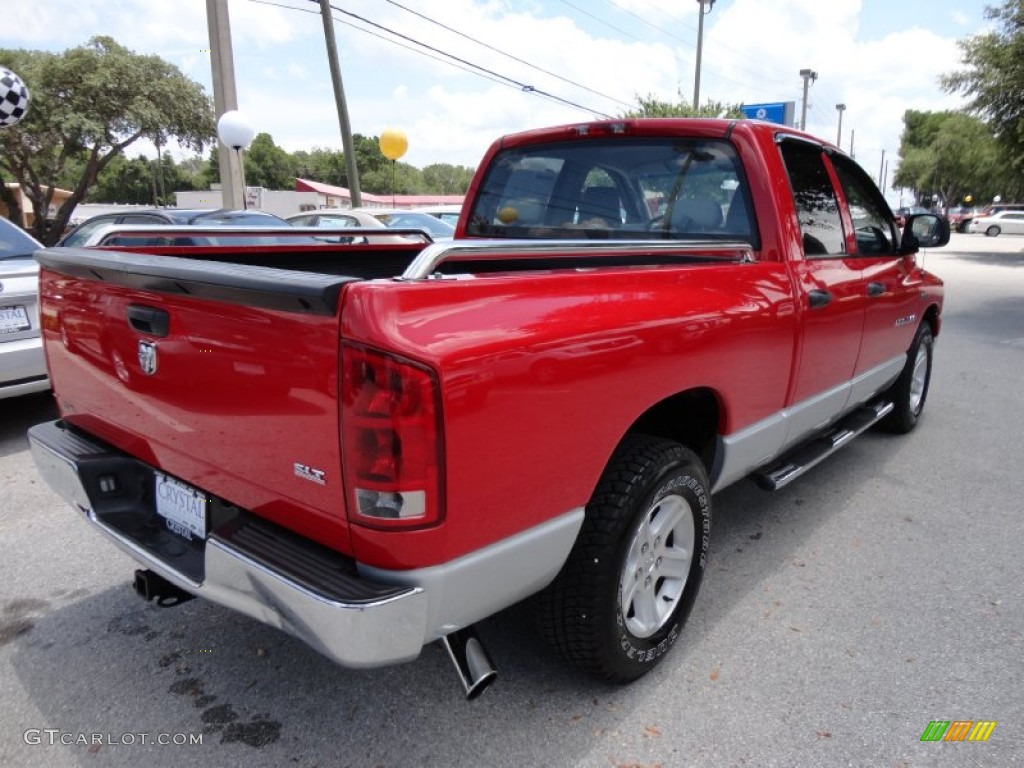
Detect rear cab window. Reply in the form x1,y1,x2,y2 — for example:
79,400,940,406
464,137,758,246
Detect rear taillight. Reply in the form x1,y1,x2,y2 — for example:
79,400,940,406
341,341,443,529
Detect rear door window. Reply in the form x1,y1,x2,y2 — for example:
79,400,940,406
778,140,845,257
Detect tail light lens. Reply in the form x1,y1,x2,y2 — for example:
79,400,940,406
341,341,444,529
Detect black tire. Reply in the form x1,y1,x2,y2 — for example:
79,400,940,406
986,225,1000,237
880,323,933,433
536,435,711,682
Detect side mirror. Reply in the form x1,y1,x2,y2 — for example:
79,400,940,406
899,213,950,254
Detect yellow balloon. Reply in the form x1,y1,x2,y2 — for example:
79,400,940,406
379,128,408,161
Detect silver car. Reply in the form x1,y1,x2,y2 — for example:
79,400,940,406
0,218,48,399
968,210,1024,237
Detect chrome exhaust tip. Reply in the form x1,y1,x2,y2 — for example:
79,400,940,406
441,626,497,700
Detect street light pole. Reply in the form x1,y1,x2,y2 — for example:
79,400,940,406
799,68,817,131
835,103,846,146
206,0,245,211
693,0,716,111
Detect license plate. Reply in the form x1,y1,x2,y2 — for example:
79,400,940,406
0,305,30,334
155,472,208,541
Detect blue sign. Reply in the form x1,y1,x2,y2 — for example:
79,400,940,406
740,102,795,126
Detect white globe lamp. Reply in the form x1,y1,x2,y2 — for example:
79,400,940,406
217,110,255,209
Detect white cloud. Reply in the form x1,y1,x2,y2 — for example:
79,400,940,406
0,0,986,189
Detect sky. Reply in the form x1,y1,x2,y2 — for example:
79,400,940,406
2,0,998,204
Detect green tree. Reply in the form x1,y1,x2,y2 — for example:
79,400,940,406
621,91,743,118
362,159,423,197
243,132,295,190
421,163,475,194
292,147,347,184
88,154,158,204
893,109,1021,206
0,36,214,243
942,0,1024,173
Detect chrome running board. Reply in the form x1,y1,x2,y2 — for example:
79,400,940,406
752,400,894,491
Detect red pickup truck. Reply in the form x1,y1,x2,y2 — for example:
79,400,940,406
29,119,948,698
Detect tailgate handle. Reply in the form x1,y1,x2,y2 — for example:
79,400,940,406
127,305,170,337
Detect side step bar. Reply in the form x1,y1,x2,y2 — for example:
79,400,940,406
753,400,894,491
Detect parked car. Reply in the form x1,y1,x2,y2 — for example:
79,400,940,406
968,210,1024,236
413,204,463,226
352,208,456,240
957,202,1024,233
945,206,971,231
285,210,410,244
59,208,294,247
0,218,48,399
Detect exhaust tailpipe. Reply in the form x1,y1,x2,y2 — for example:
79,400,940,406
133,569,196,607
441,626,497,700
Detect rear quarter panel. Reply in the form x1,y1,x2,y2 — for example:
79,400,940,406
342,262,798,568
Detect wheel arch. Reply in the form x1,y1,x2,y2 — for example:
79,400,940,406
923,303,941,338
620,387,721,475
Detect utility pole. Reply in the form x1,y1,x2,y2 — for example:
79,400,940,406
878,149,886,188
850,129,855,158
799,68,817,131
319,0,362,207
693,0,716,111
206,0,245,210
835,103,846,146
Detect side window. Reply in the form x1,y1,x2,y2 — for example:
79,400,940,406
779,141,845,257
831,155,897,256
317,217,355,229
120,215,167,225
60,216,116,246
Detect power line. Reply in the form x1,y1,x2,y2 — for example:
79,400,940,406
310,0,614,117
589,0,801,93
383,0,635,111
251,0,513,91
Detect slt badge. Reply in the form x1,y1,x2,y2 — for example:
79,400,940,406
138,340,158,375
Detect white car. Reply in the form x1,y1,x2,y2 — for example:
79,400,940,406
350,209,456,240
0,218,49,399
286,210,440,244
968,210,1024,236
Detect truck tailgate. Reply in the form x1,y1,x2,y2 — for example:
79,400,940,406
35,247,357,552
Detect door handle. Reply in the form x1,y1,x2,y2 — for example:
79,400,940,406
127,305,170,337
808,289,832,309
867,282,885,297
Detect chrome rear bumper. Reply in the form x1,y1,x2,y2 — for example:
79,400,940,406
28,420,428,669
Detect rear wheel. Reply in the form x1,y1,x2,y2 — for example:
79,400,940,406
986,225,1001,237
536,435,710,682
880,322,933,433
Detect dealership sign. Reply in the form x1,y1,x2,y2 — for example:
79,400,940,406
740,102,795,127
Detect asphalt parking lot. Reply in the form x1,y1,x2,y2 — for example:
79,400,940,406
0,232,1021,767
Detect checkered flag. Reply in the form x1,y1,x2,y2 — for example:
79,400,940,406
0,67,30,128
